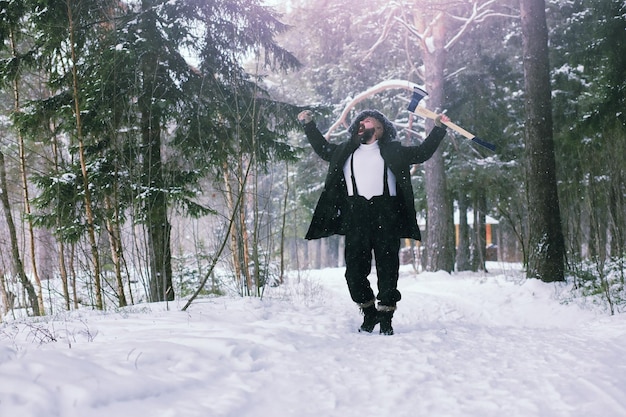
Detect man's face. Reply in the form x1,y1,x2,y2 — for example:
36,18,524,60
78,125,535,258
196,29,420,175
360,117,384,143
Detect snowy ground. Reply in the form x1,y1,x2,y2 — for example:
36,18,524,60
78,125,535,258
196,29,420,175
1,262,626,417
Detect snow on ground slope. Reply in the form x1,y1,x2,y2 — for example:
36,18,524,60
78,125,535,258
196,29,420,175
1,263,625,417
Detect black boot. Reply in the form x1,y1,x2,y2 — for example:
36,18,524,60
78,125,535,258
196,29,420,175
358,301,379,333
378,307,395,336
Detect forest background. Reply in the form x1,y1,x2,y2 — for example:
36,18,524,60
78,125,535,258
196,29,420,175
0,0,624,318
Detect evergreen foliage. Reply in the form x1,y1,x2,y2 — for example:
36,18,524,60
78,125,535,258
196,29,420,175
0,0,624,313
550,0,626,264
0,0,303,310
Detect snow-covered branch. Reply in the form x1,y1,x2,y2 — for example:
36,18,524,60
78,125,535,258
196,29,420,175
446,1,519,50
324,79,422,139
369,0,519,54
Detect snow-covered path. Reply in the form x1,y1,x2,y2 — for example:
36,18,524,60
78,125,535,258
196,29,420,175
1,264,626,417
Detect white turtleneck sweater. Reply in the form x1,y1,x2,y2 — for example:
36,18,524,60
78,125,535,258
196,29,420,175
343,141,397,200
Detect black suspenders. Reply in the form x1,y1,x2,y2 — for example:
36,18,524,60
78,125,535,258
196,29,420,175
350,151,390,198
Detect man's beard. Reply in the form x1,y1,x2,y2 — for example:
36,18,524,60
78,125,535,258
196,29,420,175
359,128,375,143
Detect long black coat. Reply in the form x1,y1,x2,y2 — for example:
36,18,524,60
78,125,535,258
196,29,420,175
303,121,446,241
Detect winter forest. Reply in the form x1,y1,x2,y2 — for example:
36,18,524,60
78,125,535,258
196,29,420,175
0,0,624,319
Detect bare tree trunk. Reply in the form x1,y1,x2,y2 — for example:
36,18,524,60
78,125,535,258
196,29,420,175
606,129,625,261
226,156,253,296
9,29,45,315
105,194,127,307
0,271,14,316
279,161,290,284
520,0,565,281
57,240,70,311
48,121,71,310
67,2,104,308
223,167,243,293
70,243,78,309
251,156,263,296
473,189,487,272
0,151,40,316
182,156,254,310
239,173,252,294
418,11,454,273
456,192,471,271
139,2,173,303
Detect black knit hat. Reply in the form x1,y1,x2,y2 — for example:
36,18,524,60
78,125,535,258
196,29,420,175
348,109,397,143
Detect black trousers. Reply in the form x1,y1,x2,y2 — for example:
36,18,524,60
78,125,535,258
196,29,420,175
344,195,402,307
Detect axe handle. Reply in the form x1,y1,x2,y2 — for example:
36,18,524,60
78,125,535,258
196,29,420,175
411,106,475,140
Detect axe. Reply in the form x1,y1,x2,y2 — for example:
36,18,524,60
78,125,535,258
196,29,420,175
407,87,496,151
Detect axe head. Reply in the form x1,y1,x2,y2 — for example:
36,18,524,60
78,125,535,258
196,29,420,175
471,136,497,152
407,86,428,112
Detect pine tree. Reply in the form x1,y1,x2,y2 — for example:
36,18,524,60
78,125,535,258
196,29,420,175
520,0,565,281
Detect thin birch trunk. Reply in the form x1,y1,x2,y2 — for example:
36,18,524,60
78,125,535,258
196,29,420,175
57,240,70,311
279,161,289,284
67,2,103,308
105,194,128,307
70,243,78,309
239,162,252,295
223,166,242,292
0,151,40,316
50,124,71,310
182,157,254,310
10,29,45,315
0,272,13,316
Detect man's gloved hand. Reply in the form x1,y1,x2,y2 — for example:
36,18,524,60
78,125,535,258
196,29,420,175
297,110,313,125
